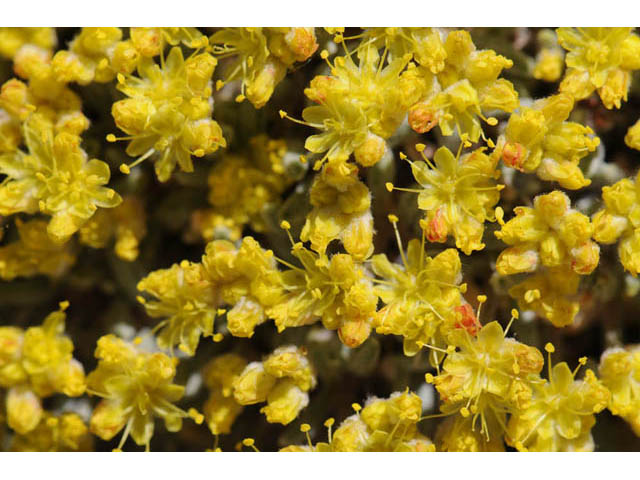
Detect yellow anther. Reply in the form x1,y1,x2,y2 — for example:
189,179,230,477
399,152,408,160
511,309,519,319
59,300,70,310
119,164,131,175
460,407,470,418
279,110,287,119
545,343,555,353
106,134,117,142
352,403,362,413
235,94,246,103
415,143,426,152
215,80,225,90
579,357,587,365
387,214,399,223
280,220,291,230
320,50,329,59
385,182,394,192
242,438,255,447
477,295,487,303
486,117,498,126
213,333,224,343
300,423,311,433
425,373,434,383
188,408,204,424
136,295,146,304
324,418,335,428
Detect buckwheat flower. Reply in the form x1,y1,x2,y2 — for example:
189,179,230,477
408,30,519,142
532,29,565,82
371,215,468,358
496,93,599,189
52,28,123,84
110,46,225,181
79,195,146,262
0,114,121,242
268,224,378,348
301,163,373,260
389,144,503,254
202,354,247,436
357,27,447,74
201,236,284,339
87,335,203,451
211,27,318,108
507,351,609,452
0,219,75,281
137,260,218,356
233,346,316,425
430,320,544,442
599,346,640,435
1,302,86,435
557,27,640,109
508,266,581,327
592,172,640,276
285,42,426,173
10,412,92,452
495,190,600,275
0,28,56,59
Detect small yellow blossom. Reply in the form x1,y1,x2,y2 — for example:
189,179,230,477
111,46,225,181
408,29,518,142
0,302,86,435
396,144,502,254
301,163,373,260
0,114,121,242
372,218,470,358
592,172,640,276
137,261,218,356
599,346,640,435
267,232,377,347
495,191,600,275
558,27,640,109
507,358,609,451
508,266,581,327
233,346,316,425
211,28,318,108
432,321,544,441
496,93,599,189
87,334,202,450
626,119,640,151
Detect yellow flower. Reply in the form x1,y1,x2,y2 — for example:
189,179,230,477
507,356,609,452
391,144,503,254
371,216,469,358
508,266,581,327
409,29,518,142
51,28,123,84
281,391,435,452
599,346,640,435
496,190,600,275
111,46,225,181
137,260,219,356
358,27,447,74
291,42,426,173
0,302,86,435
10,412,92,452
0,114,121,242
0,218,75,281
232,346,316,425
268,227,378,348
592,172,640,276
431,320,544,442
211,28,318,108
557,27,640,109
497,93,599,189
202,353,247,436
301,163,373,260
87,334,202,450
